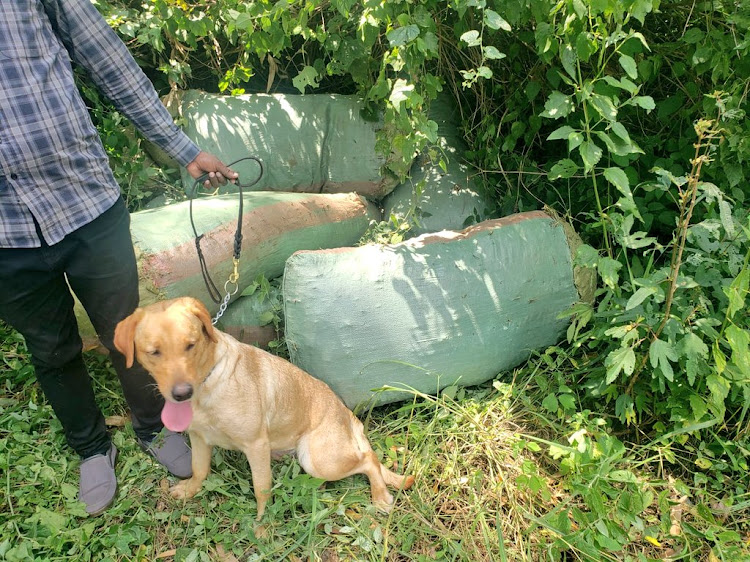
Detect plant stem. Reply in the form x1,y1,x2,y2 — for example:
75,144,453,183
625,122,716,397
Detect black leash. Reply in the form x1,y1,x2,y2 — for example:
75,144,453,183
189,156,264,320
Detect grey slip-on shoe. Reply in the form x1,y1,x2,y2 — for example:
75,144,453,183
139,429,192,479
78,444,117,516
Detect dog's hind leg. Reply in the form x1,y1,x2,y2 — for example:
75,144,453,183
298,419,411,512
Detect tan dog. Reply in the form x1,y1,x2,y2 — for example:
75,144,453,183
114,297,414,519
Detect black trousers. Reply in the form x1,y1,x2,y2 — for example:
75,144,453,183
0,198,163,458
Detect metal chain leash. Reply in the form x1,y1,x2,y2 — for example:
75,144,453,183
211,258,240,325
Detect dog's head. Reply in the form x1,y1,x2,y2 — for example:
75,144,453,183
114,297,218,403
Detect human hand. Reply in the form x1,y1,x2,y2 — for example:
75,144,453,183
186,151,239,190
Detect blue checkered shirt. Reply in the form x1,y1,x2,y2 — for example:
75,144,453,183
0,0,200,248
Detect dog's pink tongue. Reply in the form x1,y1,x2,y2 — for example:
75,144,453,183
161,400,193,432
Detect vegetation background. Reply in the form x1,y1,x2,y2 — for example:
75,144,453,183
1,0,749,560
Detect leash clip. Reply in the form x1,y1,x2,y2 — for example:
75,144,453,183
228,257,240,285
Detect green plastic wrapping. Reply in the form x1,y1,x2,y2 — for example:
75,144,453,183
283,211,592,408
76,191,378,349
177,90,400,199
133,192,378,312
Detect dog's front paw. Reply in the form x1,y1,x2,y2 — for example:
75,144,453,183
170,478,201,500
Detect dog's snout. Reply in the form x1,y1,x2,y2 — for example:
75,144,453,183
171,383,193,402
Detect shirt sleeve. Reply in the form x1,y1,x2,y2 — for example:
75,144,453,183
43,0,201,167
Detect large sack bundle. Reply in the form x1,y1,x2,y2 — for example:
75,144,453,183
76,192,377,350
177,90,401,199
283,211,594,408
133,192,378,311
382,95,492,235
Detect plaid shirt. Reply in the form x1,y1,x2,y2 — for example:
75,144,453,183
0,0,200,248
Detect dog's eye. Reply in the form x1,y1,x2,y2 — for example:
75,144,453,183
186,343,195,351
148,349,161,357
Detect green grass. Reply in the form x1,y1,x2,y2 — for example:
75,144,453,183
1,321,749,561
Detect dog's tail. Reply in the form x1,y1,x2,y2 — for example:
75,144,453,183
380,463,415,490
349,412,415,491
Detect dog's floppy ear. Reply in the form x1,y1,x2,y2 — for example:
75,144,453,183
114,309,144,368
187,298,218,343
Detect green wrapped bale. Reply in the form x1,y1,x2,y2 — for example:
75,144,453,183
133,192,379,312
76,191,377,350
178,90,400,199
283,211,594,408
383,94,491,235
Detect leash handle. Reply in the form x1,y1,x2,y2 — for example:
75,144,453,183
189,156,264,308
192,156,264,190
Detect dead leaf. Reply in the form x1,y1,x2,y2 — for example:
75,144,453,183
321,549,340,562
156,549,176,559
709,500,730,522
266,55,278,93
345,508,362,520
215,544,240,562
105,415,128,427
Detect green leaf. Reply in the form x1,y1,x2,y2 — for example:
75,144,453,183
726,325,750,374
630,0,655,25
713,341,727,374
484,9,512,31
632,96,656,111
609,469,637,483
622,230,657,249
679,333,708,361
477,66,493,79
610,122,632,143
331,0,357,17
561,44,577,79
540,91,574,120
594,131,642,157
603,167,631,197
725,268,749,318
579,140,603,173
598,256,622,289
559,393,576,410
292,65,320,93
483,46,506,60
387,24,420,47
682,28,705,44
689,394,708,421
389,79,415,113
549,158,578,180
605,346,636,384
460,30,482,47
626,286,657,310
718,199,736,237
707,373,730,404
650,338,678,382
575,244,599,267
568,132,584,152
619,55,638,79
589,94,618,121
542,393,559,412
575,32,596,62
547,125,575,141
